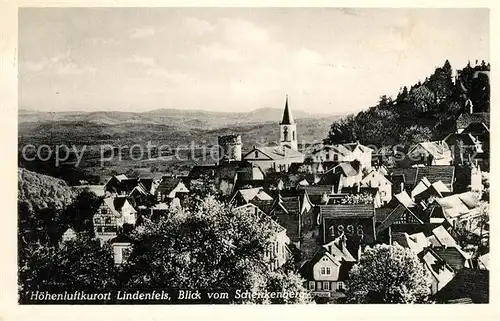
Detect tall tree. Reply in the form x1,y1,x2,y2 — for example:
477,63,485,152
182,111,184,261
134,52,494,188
18,236,118,302
324,114,358,144
121,196,312,303
346,244,432,303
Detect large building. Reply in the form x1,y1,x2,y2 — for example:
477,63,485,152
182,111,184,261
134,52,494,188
243,96,304,173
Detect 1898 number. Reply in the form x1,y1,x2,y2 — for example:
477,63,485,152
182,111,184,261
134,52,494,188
329,224,364,236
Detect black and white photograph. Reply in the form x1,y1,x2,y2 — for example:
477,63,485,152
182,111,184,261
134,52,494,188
14,7,490,305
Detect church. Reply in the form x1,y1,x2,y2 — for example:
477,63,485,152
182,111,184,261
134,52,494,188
243,96,305,173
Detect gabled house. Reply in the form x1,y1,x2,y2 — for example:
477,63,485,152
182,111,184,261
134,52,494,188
230,187,273,207
155,176,189,202
188,161,264,196
319,204,376,252
361,168,392,205
311,143,373,170
104,175,155,197
299,234,357,299
243,145,305,173
407,141,452,166
93,196,137,244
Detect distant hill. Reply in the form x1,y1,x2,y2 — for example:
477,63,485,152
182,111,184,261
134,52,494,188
18,116,337,149
18,107,338,129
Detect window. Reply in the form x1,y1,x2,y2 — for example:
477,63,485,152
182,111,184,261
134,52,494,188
320,266,331,275
337,282,345,291
292,131,295,141
333,154,338,161
326,153,330,160
323,282,330,291
309,281,315,290
254,151,258,158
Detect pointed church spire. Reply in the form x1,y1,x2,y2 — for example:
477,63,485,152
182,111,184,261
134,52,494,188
280,94,295,125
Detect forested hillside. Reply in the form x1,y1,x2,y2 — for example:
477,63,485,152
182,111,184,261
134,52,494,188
18,168,101,245
325,60,490,149
18,168,77,213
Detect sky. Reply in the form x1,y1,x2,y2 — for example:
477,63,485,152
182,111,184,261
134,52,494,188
18,8,489,115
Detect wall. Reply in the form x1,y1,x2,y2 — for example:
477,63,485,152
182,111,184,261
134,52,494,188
312,257,340,281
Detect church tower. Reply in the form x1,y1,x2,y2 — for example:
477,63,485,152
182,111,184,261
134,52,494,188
279,95,298,151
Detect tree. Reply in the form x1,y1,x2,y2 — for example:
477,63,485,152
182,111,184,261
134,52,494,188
120,196,312,303
263,271,312,304
18,236,118,302
400,125,432,147
346,244,432,303
409,85,435,112
325,114,358,144
62,188,102,234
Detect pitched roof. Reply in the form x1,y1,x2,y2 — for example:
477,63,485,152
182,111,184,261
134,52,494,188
416,167,455,188
280,95,295,124
375,204,409,234
103,196,134,217
247,145,304,160
394,191,417,208
478,253,489,270
411,141,450,160
156,177,184,194
319,204,375,219
434,192,479,219
236,187,273,203
431,225,458,247
436,269,489,303
420,247,455,284
115,174,128,181
433,247,469,271
456,112,490,130
375,207,394,222
232,203,286,234
431,181,450,194
323,236,357,263
249,199,275,215
274,196,301,216
406,232,429,254
343,142,374,153
298,185,334,195
390,166,455,189
188,165,218,179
